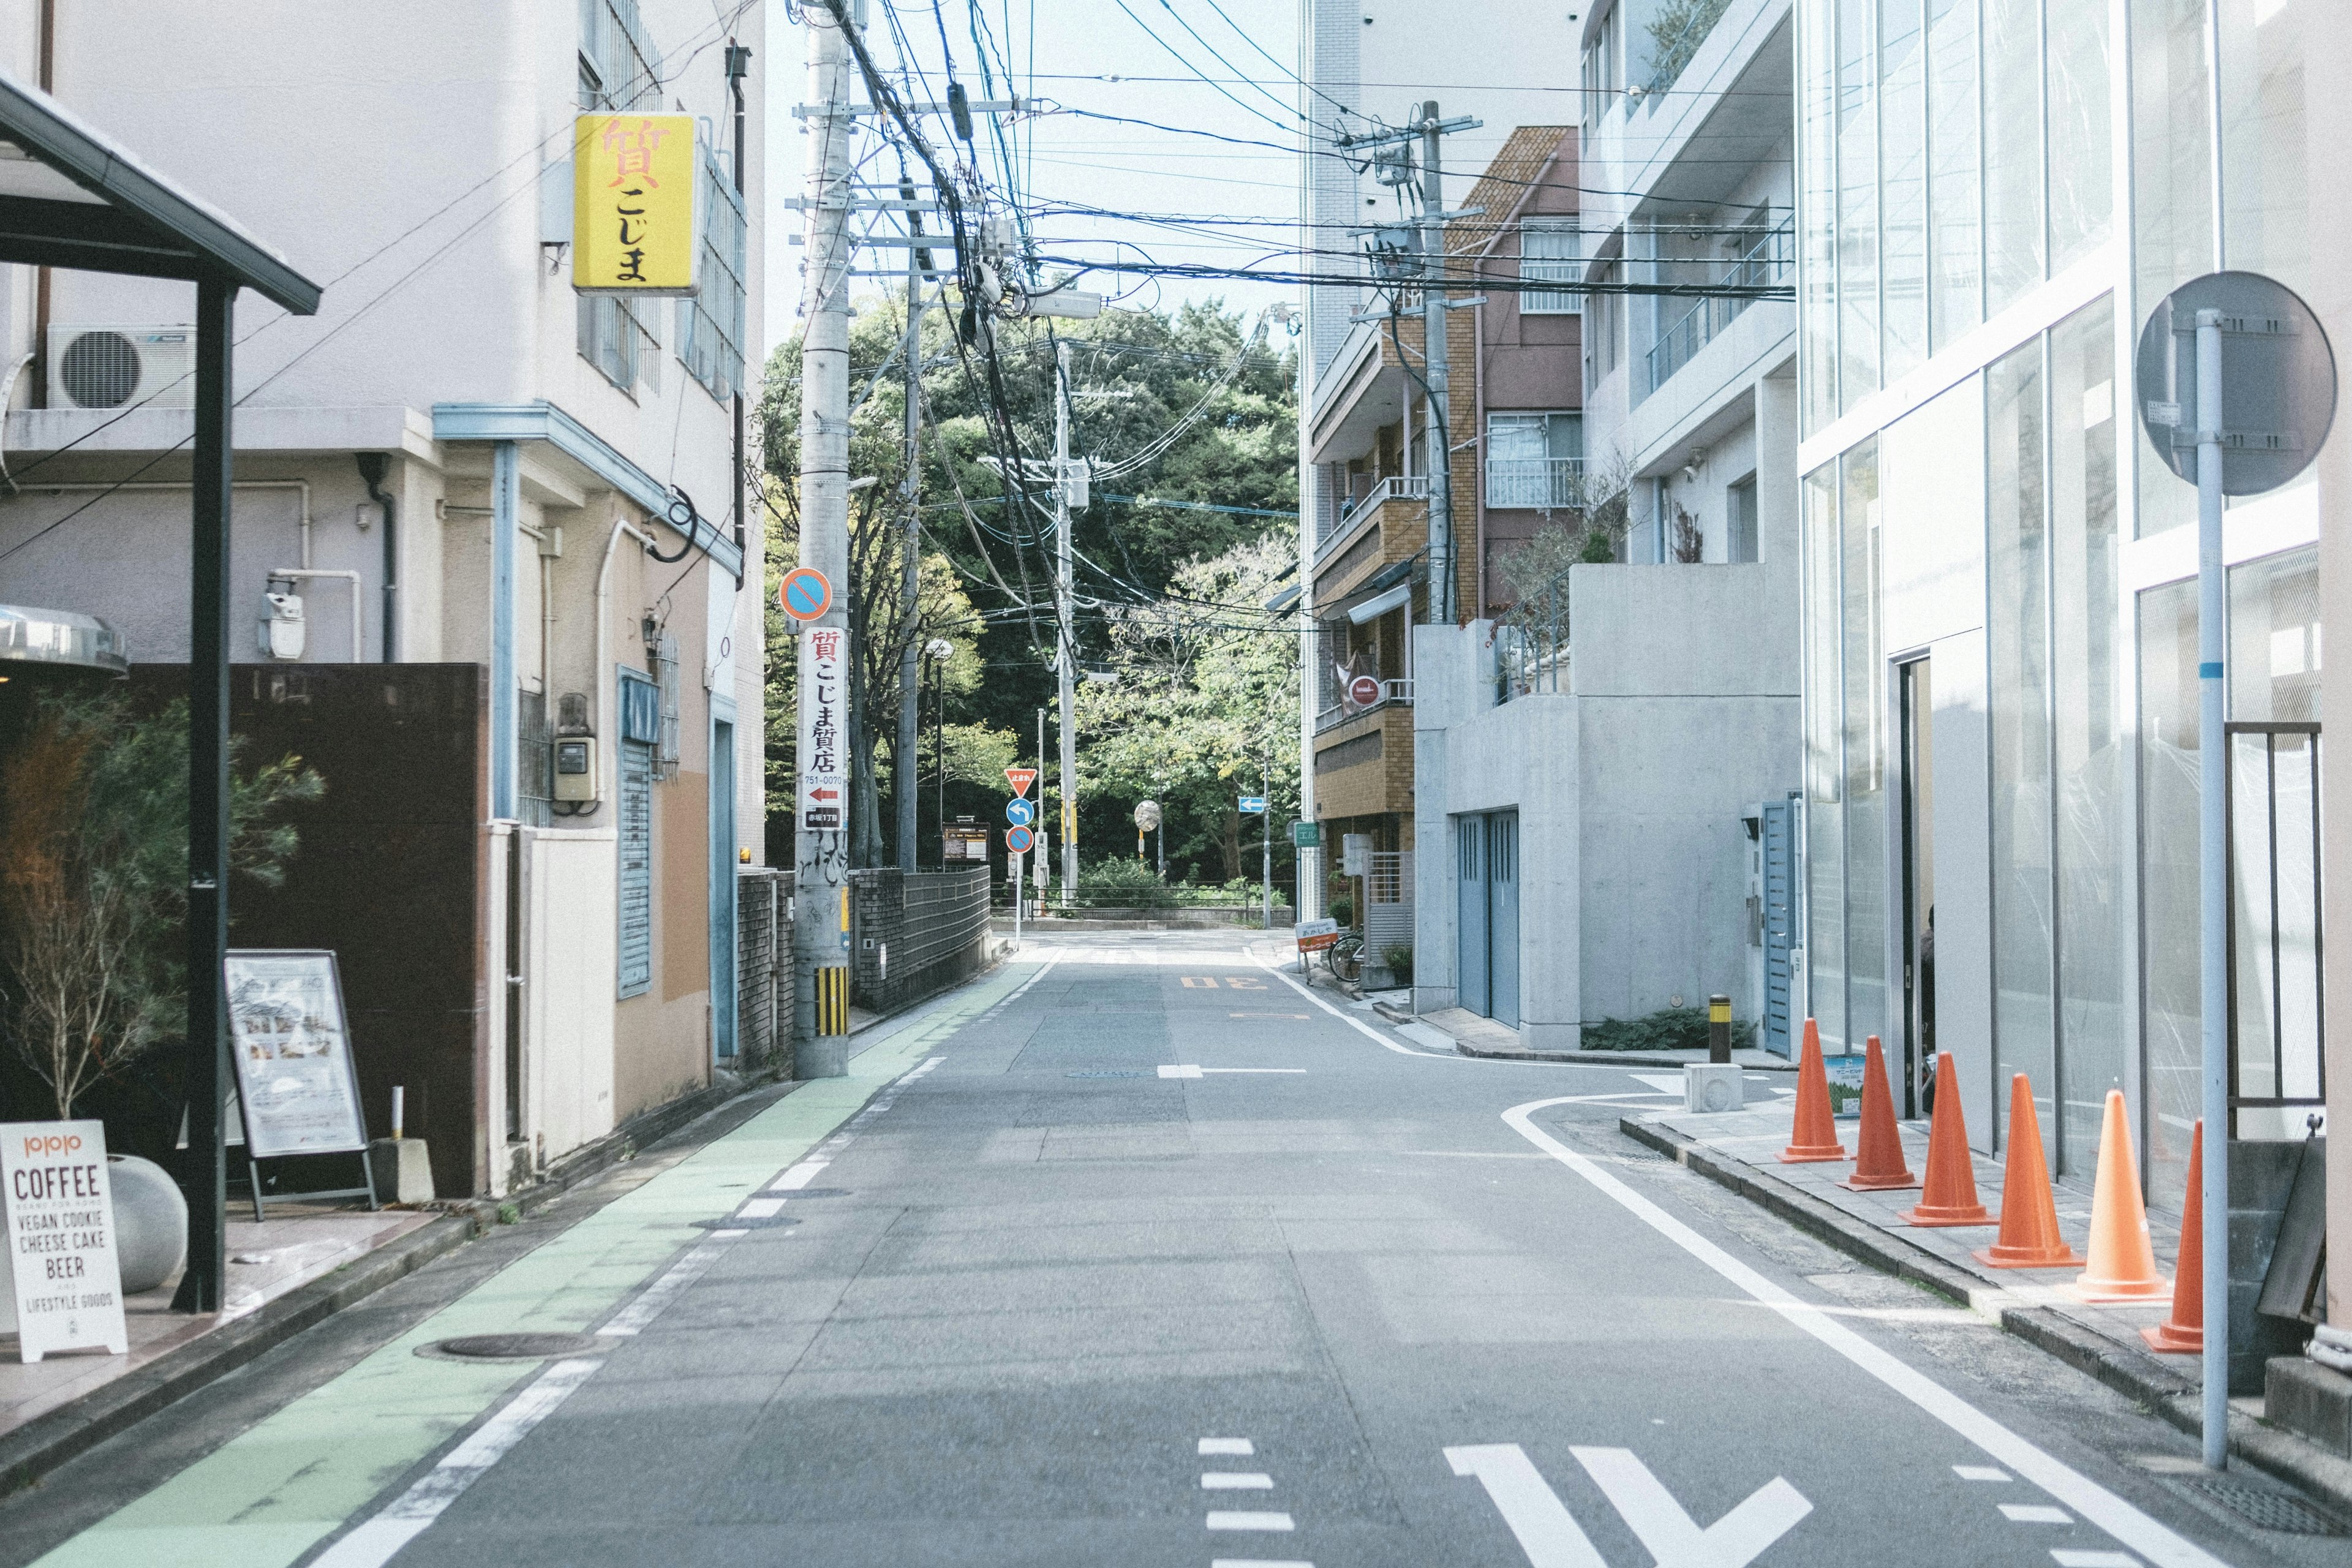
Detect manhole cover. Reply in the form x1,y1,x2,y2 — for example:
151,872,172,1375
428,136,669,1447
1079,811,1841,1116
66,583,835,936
690,1214,800,1229
424,1333,606,1362
2171,1474,2349,1536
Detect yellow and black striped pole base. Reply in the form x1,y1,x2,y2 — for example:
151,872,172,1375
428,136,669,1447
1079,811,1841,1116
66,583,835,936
814,965,851,1036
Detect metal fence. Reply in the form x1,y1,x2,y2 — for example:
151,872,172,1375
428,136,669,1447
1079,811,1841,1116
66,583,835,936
736,867,794,1076
1484,456,1584,510
2226,722,2324,1139
1496,564,1572,701
851,865,993,1014
1642,218,1793,396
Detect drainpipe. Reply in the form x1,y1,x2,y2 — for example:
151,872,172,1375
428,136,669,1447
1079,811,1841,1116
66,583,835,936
491,441,519,820
357,452,396,662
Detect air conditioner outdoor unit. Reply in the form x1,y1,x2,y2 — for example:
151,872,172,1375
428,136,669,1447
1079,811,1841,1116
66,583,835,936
47,324,196,411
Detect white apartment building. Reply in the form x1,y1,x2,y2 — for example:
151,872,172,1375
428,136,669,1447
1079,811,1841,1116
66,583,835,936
0,0,766,1196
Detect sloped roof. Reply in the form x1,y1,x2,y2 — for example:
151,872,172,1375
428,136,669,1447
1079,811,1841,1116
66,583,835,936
0,68,319,315
1450,126,1573,260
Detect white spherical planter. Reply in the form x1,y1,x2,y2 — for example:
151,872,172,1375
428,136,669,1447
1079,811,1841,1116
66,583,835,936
108,1153,187,1295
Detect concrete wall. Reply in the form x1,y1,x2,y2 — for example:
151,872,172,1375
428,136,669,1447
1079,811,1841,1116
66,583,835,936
528,829,620,1170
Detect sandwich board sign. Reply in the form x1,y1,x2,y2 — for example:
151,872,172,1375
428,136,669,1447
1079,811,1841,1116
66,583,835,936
0,1121,127,1360
225,951,369,1157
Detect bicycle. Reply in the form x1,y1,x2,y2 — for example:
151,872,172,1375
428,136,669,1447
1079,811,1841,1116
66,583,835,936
1324,932,1365,984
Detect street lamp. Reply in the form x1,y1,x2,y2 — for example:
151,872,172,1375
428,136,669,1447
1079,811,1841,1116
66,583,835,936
924,638,953,868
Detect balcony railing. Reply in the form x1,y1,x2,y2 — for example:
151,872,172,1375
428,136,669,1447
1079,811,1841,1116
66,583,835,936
1318,474,1429,563
1484,456,1585,511
1315,677,1414,734
1496,566,1571,702
1642,218,1794,398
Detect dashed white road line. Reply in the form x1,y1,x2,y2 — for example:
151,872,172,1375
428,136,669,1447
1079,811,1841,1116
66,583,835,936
1207,1512,1295,1531
1199,1438,1255,1456
1159,1065,1308,1077
1202,1472,1274,1490
736,1197,786,1219
2051,1553,2143,1567
767,1160,828,1193
1500,1096,2229,1568
1955,1466,2013,1482
1211,1561,1314,1568
2003,1504,2076,1524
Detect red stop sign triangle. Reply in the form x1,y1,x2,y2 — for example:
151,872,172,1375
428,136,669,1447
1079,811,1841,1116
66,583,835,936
1005,767,1038,797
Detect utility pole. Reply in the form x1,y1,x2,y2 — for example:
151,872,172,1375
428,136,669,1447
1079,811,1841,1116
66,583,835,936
1417,100,1455,626
1261,740,1273,930
1054,340,1079,907
894,182,925,872
793,4,854,1068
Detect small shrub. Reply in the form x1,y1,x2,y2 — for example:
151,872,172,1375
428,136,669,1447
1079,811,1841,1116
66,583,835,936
1329,893,1354,927
1380,943,1412,986
1580,1006,1754,1053
1078,854,1174,908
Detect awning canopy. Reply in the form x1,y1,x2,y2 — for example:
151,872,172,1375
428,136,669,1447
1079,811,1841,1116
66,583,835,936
0,603,127,676
0,69,318,315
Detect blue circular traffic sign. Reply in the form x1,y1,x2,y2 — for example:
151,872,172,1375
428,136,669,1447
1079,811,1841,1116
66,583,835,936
1006,798,1036,826
1006,824,1035,853
777,567,833,622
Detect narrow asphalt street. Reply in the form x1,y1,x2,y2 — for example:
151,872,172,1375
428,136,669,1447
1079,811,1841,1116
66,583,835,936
2,934,2332,1567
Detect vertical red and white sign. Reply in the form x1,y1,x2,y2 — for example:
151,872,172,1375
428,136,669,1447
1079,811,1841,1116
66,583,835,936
799,628,848,832
0,1121,127,1362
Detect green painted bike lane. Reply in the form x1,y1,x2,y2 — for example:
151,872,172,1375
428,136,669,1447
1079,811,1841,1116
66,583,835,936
33,961,1039,1568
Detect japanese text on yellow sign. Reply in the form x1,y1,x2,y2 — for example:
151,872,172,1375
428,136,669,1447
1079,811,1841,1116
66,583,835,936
573,114,698,295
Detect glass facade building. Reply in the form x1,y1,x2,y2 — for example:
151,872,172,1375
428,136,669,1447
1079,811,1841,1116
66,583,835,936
1795,0,2326,1203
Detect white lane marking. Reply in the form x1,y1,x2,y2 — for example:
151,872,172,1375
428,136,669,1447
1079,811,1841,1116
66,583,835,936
1202,1472,1275,1490
309,1356,603,1568
1956,1466,2013,1482
1570,1446,1811,1568
1200,1438,1256,1455
1159,1064,1204,1079
768,1160,829,1193
2003,1505,2076,1524
1446,1445,1608,1568
1207,1512,1295,1531
601,1234,735,1336
2052,1554,2143,1567
1252,960,1471,1060
1630,1074,1690,1095
737,1198,786,1219
1204,1067,1308,1075
1500,1098,2230,1568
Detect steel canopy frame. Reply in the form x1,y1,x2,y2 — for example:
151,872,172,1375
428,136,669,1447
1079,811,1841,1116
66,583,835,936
0,67,321,1316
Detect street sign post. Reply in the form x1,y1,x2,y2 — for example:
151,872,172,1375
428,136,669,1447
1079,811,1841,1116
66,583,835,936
1006,824,1035,854
1348,673,1381,708
1291,821,1321,848
778,566,834,623
1006,798,1035,827
798,627,848,831
1005,766,1037,798
2134,270,2335,1471
1238,795,1268,815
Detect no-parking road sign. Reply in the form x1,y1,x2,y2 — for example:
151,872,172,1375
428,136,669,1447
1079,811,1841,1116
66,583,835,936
777,567,833,622
1006,824,1035,854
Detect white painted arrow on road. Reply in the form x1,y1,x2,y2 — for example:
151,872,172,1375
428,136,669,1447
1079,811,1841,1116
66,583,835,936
1446,1443,1811,1568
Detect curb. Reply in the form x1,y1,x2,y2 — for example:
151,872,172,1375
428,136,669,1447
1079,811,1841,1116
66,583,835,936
1366,1001,1798,1070
1618,1115,2352,1514
0,1069,799,1501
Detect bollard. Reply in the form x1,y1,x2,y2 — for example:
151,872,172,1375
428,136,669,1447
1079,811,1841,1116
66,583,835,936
1708,994,1731,1065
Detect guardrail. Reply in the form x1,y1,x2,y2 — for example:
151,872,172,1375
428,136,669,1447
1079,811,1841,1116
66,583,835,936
1496,565,1571,701
1318,474,1430,563
1316,677,1415,734
1642,218,1793,398
1484,457,1584,510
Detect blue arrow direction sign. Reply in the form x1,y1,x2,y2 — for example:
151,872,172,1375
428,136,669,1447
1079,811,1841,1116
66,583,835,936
1005,797,1036,826
1238,795,1268,814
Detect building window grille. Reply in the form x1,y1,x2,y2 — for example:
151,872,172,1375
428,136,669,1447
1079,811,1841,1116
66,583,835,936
1520,222,1583,314
580,293,660,397
680,145,748,404
578,0,661,111
1485,412,1585,510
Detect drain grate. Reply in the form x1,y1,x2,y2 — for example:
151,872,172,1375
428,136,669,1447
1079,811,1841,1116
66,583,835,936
2171,1474,2349,1536
427,1332,605,1361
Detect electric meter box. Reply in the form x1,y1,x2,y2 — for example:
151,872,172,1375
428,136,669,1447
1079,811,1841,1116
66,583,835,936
553,736,598,802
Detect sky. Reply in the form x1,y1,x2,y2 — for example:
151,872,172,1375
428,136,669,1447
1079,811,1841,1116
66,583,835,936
760,0,1305,360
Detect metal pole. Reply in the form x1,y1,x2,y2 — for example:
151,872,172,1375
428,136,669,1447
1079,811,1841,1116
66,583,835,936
729,40,751,565
1419,99,1454,626
172,276,233,1316
933,655,945,862
1709,993,1732,1066
894,217,924,872
1262,744,1273,930
793,4,853,1062
1055,341,1079,907
2195,307,2230,1469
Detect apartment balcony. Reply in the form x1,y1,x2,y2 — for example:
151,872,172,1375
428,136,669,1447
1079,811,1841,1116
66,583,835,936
1316,677,1414,736
1640,219,1793,401
1483,458,1584,511
1317,474,1430,567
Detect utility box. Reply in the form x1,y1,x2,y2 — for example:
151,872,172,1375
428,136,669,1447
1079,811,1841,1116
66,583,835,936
554,736,598,802
1684,1063,1744,1114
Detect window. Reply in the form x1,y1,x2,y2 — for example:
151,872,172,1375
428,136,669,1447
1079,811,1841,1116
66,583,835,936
1582,7,1621,137
580,293,660,396
617,670,660,998
1485,413,1583,509
579,0,661,111
1728,475,1758,562
680,145,748,403
1519,222,1582,313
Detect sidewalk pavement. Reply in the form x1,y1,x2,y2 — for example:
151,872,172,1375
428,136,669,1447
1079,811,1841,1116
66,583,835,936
1372,994,1797,1070
1621,1096,2352,1513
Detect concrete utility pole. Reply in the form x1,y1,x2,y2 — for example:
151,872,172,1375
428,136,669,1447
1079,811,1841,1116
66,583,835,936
794,3,854,1065
1261,741,1273,930
894,188,925,872
1417,100,1455,626
1054,340,1079,905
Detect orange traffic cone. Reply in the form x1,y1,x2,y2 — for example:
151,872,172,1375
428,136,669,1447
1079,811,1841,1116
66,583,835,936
1840,1036,1918,1191
2143,1121,2205,1353
2075,1090,2168,1301
1972,1074,2082,1268
1779,1017,1847,1163
1903,1052,1992,1226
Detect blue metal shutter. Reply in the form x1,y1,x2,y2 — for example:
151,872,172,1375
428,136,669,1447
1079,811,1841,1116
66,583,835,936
1762,797,1795,1057
617,736,654,997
